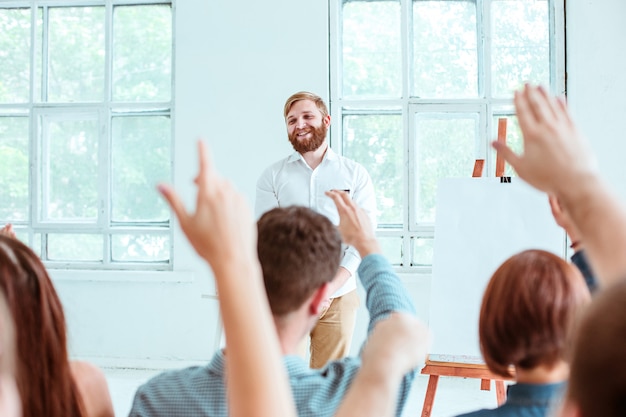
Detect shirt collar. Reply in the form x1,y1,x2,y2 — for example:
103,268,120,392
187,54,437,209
506,381,567,406
287,145,337,164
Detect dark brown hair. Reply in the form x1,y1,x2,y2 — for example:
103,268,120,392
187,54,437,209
257,206,342,315
479,249,590,378
0,235,84,417
283,91,329,119
567,280,626,417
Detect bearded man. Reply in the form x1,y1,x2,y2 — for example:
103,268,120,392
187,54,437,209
255,91,377,369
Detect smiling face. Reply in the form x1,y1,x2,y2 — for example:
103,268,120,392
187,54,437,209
285,99,331,154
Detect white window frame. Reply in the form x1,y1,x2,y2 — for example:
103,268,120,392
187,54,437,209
329,0,565,273
0,0,175,270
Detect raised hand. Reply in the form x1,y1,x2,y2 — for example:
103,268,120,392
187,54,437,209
492,84,597,196
157,140,257,270
0,224,16,239
325,189,380,256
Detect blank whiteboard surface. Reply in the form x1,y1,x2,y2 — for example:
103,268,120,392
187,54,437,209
428,178,565,363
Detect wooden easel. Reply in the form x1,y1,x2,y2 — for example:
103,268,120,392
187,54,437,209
421,118,511,417
420,359,514,417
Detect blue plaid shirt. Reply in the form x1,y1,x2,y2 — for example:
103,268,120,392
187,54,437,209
128,254,417,417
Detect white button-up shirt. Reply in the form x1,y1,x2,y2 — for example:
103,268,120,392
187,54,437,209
255,147,377,298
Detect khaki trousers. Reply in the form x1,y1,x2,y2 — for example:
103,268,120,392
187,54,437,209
299,289,360,369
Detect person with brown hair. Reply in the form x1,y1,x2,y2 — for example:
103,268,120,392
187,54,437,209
457,249,591,417
0,290,20,417
131,139,417,417
0,234,114,417
255,91,377,368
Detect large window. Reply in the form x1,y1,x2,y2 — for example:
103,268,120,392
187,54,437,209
0,1,173,270
330,0,564,271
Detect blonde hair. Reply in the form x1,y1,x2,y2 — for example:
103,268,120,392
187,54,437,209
283,91,329,119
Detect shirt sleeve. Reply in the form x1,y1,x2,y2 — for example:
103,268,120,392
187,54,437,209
357,254,416,332
571,249,598,293
356,253,418,417
255,168,279,219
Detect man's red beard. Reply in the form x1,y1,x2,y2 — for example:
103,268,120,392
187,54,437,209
288,123,327,153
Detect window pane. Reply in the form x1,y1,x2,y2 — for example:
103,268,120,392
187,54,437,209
112,234,170,262
343,114,403,225
342,1,401,98
41,116,99,221
47,233,102,261
491,0,549,97
113,5,172,102
48,7,105,102
413,0,478,98
0,8,31,103
414,114,479,223
112,116,171,222
492,115,522,177
378,236,403,266
0,117,29,220
411,236,434,266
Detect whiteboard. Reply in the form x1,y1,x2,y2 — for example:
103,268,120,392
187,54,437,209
428,178,565,363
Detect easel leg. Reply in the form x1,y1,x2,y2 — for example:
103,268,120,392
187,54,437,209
480,378,491,391
421,375,440,417
495,380,506,405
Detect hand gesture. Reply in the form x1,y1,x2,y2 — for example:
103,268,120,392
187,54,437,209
0,224,16,239
157,140,257,269
325,189,379,256
549,194,581,247
492,84,597,196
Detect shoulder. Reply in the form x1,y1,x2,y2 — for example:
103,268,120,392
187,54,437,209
288,358,362,415
70,361,114,417
258,154,298,180
131,365,224,412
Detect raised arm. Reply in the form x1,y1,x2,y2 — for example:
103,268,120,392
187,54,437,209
335,313,430,417
158,140,296,417
493,84,626,285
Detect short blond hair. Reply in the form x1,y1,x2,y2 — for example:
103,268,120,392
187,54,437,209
283,91,329,119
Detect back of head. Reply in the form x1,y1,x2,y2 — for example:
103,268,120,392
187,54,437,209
257,206,342,316
479,249,590,378
283,91,329,119
567,280,626,417
0,235,83,417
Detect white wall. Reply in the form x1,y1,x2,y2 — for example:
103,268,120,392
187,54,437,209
56,0,329,367
566,0,626,200
57,0,626,367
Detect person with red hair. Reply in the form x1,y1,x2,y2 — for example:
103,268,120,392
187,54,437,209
457,250,591,417
0,234,114,417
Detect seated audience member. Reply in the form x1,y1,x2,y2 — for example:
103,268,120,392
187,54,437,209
457,250,591,417
157,143,431,417
559,279,626,417
0,234,114,417
131,144,419,417
0,291,21,417
495,84,626,417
